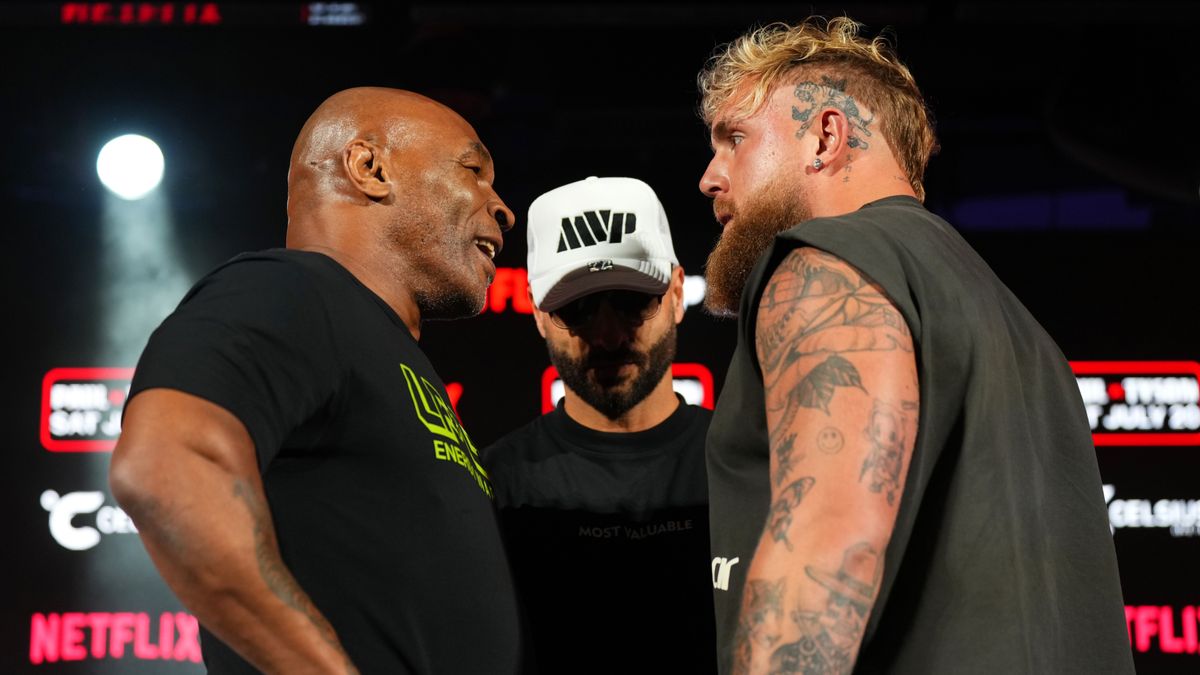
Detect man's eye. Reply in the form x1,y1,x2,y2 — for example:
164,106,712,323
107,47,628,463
730,135,745,147
464,164,481,174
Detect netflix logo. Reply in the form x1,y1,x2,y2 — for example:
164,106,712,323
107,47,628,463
29,611,201,665
60,2,221,25
1126,605,1200,655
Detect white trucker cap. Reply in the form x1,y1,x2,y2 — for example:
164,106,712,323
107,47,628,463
526,176,678,312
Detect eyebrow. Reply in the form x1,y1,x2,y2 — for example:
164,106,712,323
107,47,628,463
710,119,736,150
459,142,492,167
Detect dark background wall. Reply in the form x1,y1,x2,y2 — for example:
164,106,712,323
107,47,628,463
3,2,1198,672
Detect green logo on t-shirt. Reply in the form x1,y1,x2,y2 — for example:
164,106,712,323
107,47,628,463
400,363,493,498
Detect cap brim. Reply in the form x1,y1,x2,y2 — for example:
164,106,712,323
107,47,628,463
537,261,670,312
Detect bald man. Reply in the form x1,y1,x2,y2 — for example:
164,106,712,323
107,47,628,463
110,88,520,674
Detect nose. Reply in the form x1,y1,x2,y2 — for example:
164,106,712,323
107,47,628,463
573,303,635,351
491,198,516,233
699,155,728,199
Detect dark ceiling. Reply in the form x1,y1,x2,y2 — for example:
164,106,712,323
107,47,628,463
3,2,1198,234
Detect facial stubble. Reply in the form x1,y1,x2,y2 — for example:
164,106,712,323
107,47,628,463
387,213,490,321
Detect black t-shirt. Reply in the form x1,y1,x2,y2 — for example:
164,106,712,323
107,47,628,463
129,249,520,674
483,400,717,675
707,197,1134,673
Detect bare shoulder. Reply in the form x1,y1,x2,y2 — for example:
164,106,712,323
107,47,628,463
755,246,911,370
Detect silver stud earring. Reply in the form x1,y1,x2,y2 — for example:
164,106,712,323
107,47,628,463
813,158,824,170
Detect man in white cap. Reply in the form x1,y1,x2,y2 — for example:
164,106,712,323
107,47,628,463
483,176,717,674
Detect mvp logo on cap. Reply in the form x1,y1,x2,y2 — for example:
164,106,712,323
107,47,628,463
557,210,637,251
527,176,678,312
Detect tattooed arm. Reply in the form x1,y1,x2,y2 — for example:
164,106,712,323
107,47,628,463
110,389,358,674
734,247,918,675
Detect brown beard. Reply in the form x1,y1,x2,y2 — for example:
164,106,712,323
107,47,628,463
548,322,677,421
703,181,812,316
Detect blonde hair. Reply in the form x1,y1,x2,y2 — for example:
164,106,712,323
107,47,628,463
699,16,938,201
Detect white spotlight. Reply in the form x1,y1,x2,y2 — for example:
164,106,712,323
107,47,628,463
96,134,165,200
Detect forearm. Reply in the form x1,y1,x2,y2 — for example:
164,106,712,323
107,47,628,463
734,520,886,675
114,449,356,674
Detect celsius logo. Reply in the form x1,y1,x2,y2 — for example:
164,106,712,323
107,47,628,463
1104,484,1200,538
41,368,134,452
557,210,636,251
41,490,137,551
1072,361,1200,446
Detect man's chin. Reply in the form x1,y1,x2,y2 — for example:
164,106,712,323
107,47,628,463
701,250,749,318
702,292,740,318
418,283,487,321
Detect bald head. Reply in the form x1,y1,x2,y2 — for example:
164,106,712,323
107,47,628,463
281,86,514,334
287,87,468,215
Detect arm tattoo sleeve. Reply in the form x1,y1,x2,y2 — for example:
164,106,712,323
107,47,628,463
745,248,917,674
733,578,788,675
759,250,911,451
767,477,817,551
768,542,882,675
860,399,917,505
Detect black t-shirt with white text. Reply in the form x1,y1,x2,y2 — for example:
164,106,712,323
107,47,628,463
130,249,520,674
484,401,717,675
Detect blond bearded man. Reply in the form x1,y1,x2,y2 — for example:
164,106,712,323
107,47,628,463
696,18,1133,675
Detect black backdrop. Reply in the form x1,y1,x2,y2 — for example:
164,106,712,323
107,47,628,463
3,2,1199,673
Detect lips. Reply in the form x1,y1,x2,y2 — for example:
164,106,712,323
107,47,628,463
713,200,734,228
474,238,496,259
590,361,633,385
587,351,642,373
590,359,634,371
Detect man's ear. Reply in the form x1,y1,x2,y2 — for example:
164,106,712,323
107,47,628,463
670,265,686,324
344,140,391,200
813,107,853,169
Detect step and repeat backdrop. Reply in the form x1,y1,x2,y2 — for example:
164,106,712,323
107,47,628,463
11,262,1199,673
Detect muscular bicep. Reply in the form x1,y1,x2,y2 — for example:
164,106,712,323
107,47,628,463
113,388,260,493
735,247,917,674
111,387,266,562
756,246,917,526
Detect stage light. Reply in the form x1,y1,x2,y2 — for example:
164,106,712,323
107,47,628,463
96,134,164,200
683,274,707,309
